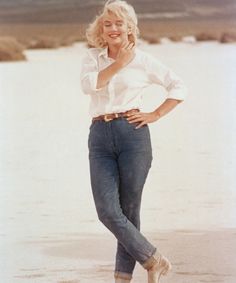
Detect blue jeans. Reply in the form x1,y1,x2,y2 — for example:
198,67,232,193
88,116,157,280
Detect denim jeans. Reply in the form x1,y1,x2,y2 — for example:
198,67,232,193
88,116,157,280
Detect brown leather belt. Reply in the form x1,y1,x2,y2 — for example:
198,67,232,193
92,108,140,122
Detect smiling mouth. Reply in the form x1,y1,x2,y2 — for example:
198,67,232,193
109,34,120,38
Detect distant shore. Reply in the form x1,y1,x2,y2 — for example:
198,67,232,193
0,18,236,61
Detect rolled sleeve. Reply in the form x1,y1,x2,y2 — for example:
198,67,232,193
80,50,105,95
88,71,104,92
163,69,188,101
144,53,188,101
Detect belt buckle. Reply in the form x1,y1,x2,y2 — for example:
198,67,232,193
104,113,119,122
104,114,113,122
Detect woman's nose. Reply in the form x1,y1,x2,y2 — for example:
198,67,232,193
110,24,118,31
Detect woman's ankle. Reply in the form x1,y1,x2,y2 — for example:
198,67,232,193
114,271,132,282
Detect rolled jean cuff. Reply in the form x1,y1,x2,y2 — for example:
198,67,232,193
114,271,132,280
142,250,159,270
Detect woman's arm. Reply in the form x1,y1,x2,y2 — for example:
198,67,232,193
126,98,181,129
96,41,135,89
96,61,124,89
127,53,187,129
143,52,188,101
152,98,182,120
80,52,103,95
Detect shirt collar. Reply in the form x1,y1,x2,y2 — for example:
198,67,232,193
98,47,116,61
98,47,109,59
98,46,138,61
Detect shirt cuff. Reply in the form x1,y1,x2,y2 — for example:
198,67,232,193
166,85,188,101
89,71,104,92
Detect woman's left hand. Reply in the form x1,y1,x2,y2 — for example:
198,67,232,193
126,111,160,129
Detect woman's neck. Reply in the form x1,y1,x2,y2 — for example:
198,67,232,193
107,38,130,59
107,44,120,59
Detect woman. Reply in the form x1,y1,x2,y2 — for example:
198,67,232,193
80,1,187,282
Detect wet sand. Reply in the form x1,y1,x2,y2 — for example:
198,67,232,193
10,229,236,282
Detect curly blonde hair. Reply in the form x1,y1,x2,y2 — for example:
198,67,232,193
86,0,139,48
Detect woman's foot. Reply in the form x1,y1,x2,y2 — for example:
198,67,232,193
147,253,172,283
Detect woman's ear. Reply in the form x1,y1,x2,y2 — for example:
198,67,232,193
128,33,135,44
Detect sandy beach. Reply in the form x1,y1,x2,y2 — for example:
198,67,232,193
1,41,236,282
6,230,236,283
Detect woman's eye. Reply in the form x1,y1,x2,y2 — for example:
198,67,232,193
103,23,111,27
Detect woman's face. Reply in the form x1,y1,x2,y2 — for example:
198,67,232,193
101,12,130,47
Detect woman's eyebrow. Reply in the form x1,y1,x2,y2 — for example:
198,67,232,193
103,20,124,23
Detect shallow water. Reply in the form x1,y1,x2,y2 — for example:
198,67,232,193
0,41,236,282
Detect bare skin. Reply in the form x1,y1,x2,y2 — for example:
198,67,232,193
127,98,181,129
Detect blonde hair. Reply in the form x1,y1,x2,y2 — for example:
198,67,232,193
86,0,139,48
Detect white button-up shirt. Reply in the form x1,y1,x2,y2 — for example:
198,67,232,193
80,46,187,118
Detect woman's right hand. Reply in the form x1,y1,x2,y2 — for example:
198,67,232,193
96,41,135,89
116,41,135,68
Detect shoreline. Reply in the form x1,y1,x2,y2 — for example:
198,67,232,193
1,20,236,62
